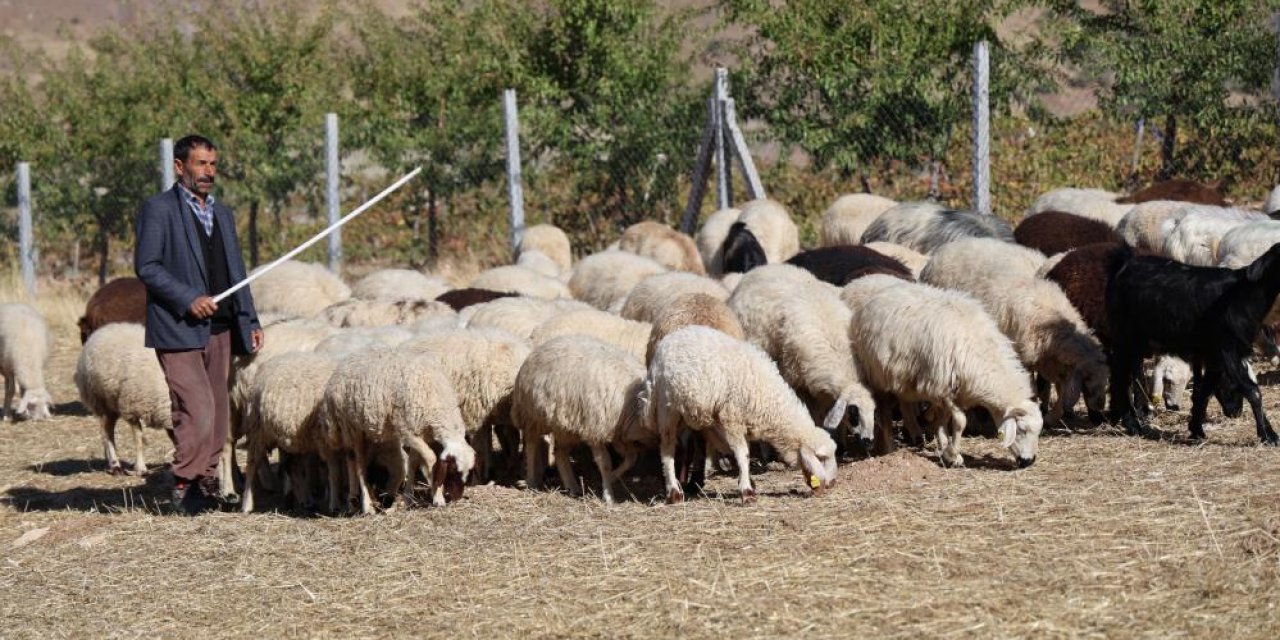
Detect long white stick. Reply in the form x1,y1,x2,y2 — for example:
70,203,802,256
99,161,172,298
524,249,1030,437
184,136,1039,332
213,167,422,303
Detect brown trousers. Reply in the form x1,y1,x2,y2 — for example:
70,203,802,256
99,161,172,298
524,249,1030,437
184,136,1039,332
156,330,232,482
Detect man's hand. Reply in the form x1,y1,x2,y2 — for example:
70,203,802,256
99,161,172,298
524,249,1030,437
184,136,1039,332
250,328,265,353
189,295,217,319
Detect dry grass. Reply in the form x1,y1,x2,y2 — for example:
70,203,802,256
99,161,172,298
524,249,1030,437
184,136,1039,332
2,282,1280,638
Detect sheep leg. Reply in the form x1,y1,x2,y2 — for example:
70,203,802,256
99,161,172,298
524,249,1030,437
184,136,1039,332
927,405,957,468
1225,359,1278,445
349,442,375,516
3,376,13,421
322,451,344,514
935,402,967,468
384,445,409,511
401,434,437,504
100,413,124,475
471,424,492,485
1187,367,1219,441
241,438,265,514
1108,350,1144,436
656,401,684,505
523,429,547,491
589,444,616,504
900,401,926,450
130,421,148,476
554,440,580,497
716,427,755,504
611,449,638,485
1035,374,1052,418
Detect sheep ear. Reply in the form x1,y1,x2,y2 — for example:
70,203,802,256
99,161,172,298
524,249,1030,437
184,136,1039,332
998,417,1018,448
822,398,848,434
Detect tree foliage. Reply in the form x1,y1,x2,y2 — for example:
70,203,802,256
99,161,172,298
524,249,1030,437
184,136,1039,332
720,0,1047,193
1051,0,1280,182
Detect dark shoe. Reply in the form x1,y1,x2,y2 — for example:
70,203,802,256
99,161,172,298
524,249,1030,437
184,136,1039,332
170,480,217,516
197,475,239,508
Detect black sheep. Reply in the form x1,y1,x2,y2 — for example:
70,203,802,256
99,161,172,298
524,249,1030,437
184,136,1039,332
1106,244,1280,443
1116,179,1227,206
435,287,516,311
785,245,913,286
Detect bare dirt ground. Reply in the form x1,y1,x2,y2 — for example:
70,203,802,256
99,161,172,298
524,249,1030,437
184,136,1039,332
2,285,1279,638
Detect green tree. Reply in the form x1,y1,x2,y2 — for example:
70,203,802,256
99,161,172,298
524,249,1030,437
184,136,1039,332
720,0,1046,197
525,0,703,239
1053,0,1278,184
344,0,535,266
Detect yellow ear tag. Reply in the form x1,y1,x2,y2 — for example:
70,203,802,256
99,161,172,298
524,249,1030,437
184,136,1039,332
809,475,821,489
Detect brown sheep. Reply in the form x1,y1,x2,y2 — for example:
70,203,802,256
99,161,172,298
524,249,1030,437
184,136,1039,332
1015,211,1122,257
435,288,516,312
785,245,913,286
1042,242,1129,344
78,278,147,344
1116,179,1227,206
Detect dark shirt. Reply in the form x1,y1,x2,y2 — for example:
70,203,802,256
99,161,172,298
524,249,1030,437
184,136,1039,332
196,211,235,334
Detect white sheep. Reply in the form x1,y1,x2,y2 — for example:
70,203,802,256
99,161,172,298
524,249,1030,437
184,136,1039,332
74,323,170,475
402,327,531,484
324,349,476,514
462,296,591,339
845,279,1043,467
530,307,652,362
645,292,745,365
1116,200,1192,252
351,269,451,302
921,239,1108,423
223,317,337,500
516,224,573,273
0,302,52,421
730,198,801,264
617,221,706,274
718,271,745,294
319,298,457,328
514,250,563,280
240,351,343,513
567,250,668,311
1027,187,1132,227
618,271,728,324
1159,205,1268,266
863,241,929,278
695,207,740,276
470,265,572,299
726,264,877,448
511,336,651,503
820,193,898,247
647,326,839,503
1216,219,1280,269
248,260,350,318
312,325,415,356
1150,354,1192,413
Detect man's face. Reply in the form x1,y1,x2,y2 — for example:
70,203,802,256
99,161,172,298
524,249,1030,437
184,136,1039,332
176,145,218,198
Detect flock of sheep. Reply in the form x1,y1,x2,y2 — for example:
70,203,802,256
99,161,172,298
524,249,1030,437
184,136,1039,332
2,177,1279,514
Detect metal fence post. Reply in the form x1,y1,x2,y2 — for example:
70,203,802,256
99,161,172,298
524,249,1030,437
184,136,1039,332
971,40,991,215
160,138,174,191
17,162,35,297
325,113,341,273
681,97,719,234
713,68,731,210
503,89,525,257
722,98,766,200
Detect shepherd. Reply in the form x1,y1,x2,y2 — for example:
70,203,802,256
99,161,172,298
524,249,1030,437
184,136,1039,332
134,134,264,516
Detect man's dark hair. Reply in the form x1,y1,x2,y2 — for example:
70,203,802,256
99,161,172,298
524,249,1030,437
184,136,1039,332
174,135,218,162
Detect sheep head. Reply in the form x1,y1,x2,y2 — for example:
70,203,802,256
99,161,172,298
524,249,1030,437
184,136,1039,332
999,400,1043,468
15,389,53,421
823,388,876,450
431,440,475,505
798,431,838,495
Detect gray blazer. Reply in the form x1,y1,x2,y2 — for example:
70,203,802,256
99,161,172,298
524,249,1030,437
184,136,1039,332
133,185,260,352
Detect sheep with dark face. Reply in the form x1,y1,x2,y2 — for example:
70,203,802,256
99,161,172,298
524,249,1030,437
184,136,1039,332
1107,244,1280,444
719,199,801,274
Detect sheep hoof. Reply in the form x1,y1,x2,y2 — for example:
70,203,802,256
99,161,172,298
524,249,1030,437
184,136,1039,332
107,464,126,476
741,488,756,504
666,488,684,505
